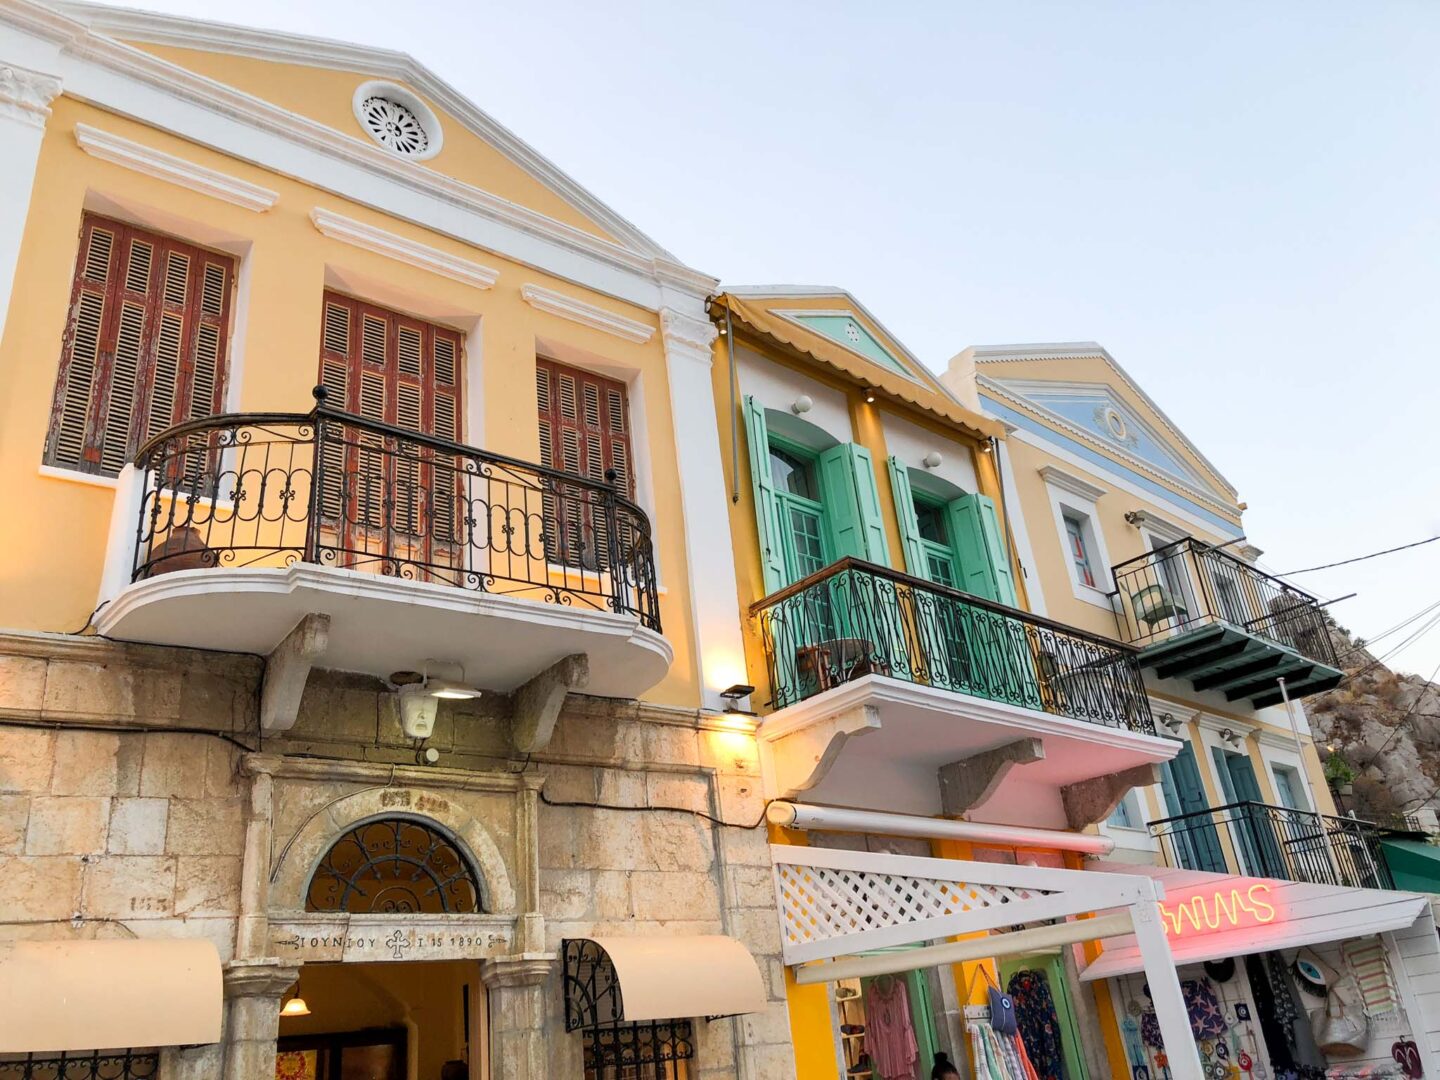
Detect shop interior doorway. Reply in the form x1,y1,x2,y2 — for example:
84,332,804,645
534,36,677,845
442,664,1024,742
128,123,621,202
276,960,485,1080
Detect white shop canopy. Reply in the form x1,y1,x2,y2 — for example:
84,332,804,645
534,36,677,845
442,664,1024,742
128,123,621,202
563,935,767,1025
0,939,222,1052
1079,862,1432,982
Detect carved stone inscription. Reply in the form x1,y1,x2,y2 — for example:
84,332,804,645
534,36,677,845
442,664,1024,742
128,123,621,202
270,914,515,963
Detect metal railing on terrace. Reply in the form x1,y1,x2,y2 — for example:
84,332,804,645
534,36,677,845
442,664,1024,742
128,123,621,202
129,391,660,630
1109,537,1338,666
1148,801,1393,889
752,557,1155,734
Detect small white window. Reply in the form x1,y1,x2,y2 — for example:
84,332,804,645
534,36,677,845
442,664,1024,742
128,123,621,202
1107,791,1141,829
1064,513,1097,588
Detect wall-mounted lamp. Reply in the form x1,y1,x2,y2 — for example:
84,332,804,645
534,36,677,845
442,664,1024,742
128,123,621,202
979,439,994,453
1157,712,1183,735
922,451,943,469
1124,511,1144,526
719,683,756,714
863,387,876,404
791,394,813,415
1219,728,1245,748
280,980,311,1018
390,664,483,740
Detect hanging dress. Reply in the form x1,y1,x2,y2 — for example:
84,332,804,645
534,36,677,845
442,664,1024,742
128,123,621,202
864,977,920,1080
1007,969,1067,1080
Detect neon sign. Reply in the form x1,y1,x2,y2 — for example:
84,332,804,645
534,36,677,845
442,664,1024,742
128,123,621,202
1158,883,1276,937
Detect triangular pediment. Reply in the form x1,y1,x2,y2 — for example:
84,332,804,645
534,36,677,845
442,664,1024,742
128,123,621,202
57,2,672,259
971,344,1237,502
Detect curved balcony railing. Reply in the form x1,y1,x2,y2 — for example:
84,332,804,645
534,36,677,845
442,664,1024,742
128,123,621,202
129,391,660,631
752,557,1154,734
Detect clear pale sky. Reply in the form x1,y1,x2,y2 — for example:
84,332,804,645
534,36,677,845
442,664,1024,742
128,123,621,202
108,0,1440,675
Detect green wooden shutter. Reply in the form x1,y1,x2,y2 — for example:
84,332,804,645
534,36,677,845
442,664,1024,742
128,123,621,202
741,396,786,594
886,456,925,576
818,443,889,565
945,493,1018,605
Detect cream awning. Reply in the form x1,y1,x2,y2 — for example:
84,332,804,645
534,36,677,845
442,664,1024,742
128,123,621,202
0,939,222,1052
580,935,767,1023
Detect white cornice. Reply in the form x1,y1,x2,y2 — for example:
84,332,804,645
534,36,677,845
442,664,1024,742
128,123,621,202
658,308,717,365
75,121,277,211
3,0,717,309
53,1,677,263
311,207,497,289
1038,464,1107,502
0,61,62,127
520,283,652,343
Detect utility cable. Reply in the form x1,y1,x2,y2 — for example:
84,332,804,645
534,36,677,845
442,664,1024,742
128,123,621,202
538,788,770,830
1340,606,1440,684
1279,535,1440,576
1337,598,1440,662
1359,650,1440,772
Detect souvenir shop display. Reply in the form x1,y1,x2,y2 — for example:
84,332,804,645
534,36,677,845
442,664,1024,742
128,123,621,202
981,966,1017,1035
1006,969,1067,1080
966,1008,1042,1080
865,974,920,1080
1120,968,1266,1080
1343,939,1402,1020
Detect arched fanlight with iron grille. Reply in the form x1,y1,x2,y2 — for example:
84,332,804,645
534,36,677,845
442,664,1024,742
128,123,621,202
305,817,483,914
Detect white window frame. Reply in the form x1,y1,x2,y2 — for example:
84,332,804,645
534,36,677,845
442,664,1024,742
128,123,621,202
1039,465,1113,611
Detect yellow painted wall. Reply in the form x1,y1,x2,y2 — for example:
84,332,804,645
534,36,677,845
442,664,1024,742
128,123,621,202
128,43,617,243
768,824,838,1080
0,97,702,705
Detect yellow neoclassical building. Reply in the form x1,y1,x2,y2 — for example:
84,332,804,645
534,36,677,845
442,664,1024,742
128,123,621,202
0,4,787,1079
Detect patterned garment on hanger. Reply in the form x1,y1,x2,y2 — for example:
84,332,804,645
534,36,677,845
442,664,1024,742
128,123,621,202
1006,969,1067,1079
864,977,919,1080
1139,977,1228,1046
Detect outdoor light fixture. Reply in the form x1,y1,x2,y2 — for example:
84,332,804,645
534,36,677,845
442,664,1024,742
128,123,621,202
280,981,310,1018
719,684,756,713
791,394,813,415
980,439,994,453
1219,728,1244,748
391,663,483,741
922,451,943,469
864,388,876,404
1157,712,1183,734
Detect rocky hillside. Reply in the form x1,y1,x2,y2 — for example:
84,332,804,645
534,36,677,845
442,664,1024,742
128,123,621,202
1308,618,1440,823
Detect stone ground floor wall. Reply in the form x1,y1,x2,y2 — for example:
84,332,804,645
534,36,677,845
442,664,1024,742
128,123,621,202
0,632,797,1079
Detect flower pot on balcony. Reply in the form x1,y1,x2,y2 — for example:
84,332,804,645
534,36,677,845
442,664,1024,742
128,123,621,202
146,526,218,575
1131,584,1187,627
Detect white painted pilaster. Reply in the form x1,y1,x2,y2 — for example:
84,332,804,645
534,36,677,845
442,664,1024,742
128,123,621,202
0,61,61,352
658,304,747,712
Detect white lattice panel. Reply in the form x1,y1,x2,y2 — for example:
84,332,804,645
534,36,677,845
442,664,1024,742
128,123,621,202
771,844,1152,964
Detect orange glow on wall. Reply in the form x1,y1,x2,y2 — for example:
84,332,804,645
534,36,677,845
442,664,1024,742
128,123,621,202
1158,883,1276,937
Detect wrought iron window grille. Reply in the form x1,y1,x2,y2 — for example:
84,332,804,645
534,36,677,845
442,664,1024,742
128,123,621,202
305,817,484,914
581,1019,695,1076
0,1052,160,1080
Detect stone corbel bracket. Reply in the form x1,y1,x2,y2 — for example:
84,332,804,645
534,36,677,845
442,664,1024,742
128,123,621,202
938,738,1045,817
510,653,589,754
259,613,330,733
1061,763,1161,831
759,703,881,799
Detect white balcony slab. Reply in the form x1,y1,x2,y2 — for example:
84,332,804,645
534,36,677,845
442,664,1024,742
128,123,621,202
757,675,1178,821
95,564,671,699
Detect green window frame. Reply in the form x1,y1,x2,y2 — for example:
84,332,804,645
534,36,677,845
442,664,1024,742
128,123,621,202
887,455,1017,606
742,396,890,594
768,439,832,585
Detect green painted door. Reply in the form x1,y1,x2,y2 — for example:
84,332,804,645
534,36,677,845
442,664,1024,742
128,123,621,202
1215,749,1286,877
1161,744,1227,873
998,954,1088,1080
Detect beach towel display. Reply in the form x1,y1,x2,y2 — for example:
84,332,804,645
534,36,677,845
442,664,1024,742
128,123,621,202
1343,937,1401,1018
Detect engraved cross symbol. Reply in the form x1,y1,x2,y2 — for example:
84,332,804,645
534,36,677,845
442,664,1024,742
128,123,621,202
386,930,412,961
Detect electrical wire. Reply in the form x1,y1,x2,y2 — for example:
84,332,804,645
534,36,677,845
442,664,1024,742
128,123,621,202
0,715,257,753
1359,650,1440,772
1337,598,1440,662
1279,535,1440,576
538,789,770,830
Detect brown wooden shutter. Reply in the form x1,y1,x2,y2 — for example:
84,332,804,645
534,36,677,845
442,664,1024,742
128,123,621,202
315,292,464,548
45,213,235,476
535,357,634,569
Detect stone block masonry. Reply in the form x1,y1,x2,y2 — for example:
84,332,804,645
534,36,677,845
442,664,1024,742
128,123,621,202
0,632,798,1079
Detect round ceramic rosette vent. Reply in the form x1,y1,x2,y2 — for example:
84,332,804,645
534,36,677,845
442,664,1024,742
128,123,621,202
352,81,443,160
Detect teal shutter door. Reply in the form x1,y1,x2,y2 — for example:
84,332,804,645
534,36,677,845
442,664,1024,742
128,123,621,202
741,395,786,594
886,456,925,576
1170,744,1227,873
945,493,1017,605
817,443,889,565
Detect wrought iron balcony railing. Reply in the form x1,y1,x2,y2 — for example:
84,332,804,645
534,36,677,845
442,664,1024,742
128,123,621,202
129,391,660,630
1109,537,1337,666
752,557,1155,733
1149,801,1393,889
